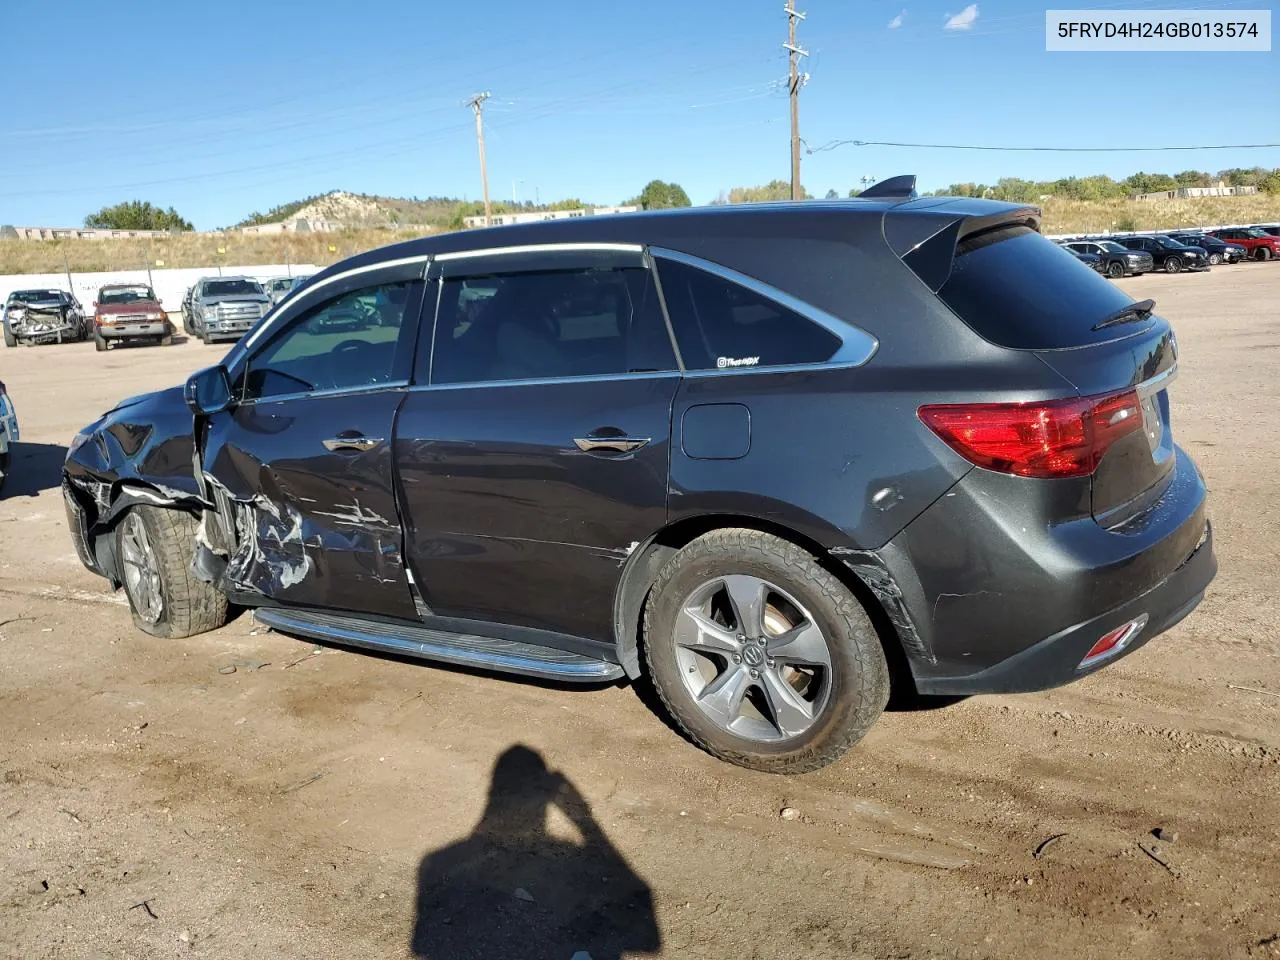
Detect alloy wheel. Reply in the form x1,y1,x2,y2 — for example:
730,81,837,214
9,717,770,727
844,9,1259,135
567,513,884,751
120,512,163,624
673,575,833,742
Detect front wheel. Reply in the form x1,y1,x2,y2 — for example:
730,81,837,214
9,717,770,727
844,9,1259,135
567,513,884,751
0,449,9,494
116,506,228,639
643,529,890,774
158,333,173,346
1164,257,1183,274
3,326,15,348
1208,253,1223,265
94,331,108,352
1106,261,1125,279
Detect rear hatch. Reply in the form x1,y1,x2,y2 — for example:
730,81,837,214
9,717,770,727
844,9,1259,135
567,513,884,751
929,222,1177,524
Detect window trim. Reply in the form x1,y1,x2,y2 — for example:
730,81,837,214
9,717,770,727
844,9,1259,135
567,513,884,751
648,247,879,373
434,242,643,262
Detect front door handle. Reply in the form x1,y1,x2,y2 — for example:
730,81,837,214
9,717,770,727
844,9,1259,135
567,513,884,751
323,434,383,452
574,436,650,454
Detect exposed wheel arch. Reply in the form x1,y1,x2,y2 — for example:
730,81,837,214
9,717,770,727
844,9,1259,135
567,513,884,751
612,513,918,699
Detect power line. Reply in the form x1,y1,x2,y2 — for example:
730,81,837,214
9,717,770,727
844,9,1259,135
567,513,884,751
807,139,1280,155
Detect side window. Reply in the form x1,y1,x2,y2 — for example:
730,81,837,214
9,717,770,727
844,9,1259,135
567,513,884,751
428,266,675,385
655,258,842,371
243,282,413,401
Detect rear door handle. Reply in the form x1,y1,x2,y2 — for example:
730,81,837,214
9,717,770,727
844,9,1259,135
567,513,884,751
323,434,383,452
573,436,650,453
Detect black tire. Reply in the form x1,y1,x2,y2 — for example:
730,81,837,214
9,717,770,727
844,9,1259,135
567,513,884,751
158,334,173,346
115,506,228,639
1257,247,1273,262
201,328,213,345
1106,260,1124,279
642,528,890,774
0,449,8,495
1164,256,1182,274
3,326,15,348
1208,253,1222,265
94,331,108,352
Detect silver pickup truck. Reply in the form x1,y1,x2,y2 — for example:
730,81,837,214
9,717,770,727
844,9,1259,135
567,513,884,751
189,276,271,345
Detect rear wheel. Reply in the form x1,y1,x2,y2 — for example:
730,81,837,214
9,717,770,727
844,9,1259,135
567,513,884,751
1257,247,1273,262
0,449,9,494
643,528,890,774
1106,261,1124,279
158,334,173,347
1164,257,1183,274
116,506,228,639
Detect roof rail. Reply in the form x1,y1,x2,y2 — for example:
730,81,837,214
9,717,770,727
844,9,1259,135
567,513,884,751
857,174,917,200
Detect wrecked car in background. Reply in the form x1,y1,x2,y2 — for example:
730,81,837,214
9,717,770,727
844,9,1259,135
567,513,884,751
3,289,89,347
189,276,271,345
92,283,174,351
0,379,17,494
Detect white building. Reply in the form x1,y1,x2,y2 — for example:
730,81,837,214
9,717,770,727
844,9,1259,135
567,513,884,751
1132,182,1260,202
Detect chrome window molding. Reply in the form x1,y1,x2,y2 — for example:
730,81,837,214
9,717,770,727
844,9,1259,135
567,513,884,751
408,370,679,393
240,380,409,407
434,242,643,262
648,246,879,369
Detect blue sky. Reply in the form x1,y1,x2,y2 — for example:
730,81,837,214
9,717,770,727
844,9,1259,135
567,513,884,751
2,0,1276,229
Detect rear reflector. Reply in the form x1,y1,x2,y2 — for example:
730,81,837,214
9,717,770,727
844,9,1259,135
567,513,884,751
918,389,1143,479
1079,613,1149,669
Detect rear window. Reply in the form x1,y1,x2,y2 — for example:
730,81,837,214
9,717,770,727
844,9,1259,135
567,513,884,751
937,225,1151,349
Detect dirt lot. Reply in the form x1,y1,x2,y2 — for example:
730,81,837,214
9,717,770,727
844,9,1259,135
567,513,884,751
1,266,1278,960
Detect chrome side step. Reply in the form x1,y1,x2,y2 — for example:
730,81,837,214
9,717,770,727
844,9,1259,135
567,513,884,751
254,607,624,683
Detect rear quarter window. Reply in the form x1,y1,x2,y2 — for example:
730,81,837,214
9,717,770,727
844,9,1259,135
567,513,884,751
936,225,1152,350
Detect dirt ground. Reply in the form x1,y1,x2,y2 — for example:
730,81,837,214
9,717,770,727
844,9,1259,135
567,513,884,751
1,265,1277,960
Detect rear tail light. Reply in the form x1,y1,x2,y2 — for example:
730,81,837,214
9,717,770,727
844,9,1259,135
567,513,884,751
918,389,1144,479
1079,613,1148,668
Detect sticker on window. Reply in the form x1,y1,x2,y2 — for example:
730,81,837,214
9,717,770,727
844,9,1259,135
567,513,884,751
716,356,760,369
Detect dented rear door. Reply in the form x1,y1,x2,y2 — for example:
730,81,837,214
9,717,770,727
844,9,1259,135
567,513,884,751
200,262,427,619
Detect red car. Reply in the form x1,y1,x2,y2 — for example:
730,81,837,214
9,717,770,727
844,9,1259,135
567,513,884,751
92,283,174,351
1208,227,1280,262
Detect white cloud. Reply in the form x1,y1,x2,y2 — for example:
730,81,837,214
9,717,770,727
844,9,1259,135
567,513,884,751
944,3,979,30
888,9,905,29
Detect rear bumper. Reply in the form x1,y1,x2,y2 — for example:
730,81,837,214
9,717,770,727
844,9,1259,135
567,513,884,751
858,445,1214,696
915,522,1214,695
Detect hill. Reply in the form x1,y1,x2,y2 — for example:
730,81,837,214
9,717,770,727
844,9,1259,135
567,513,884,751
233,190,602,230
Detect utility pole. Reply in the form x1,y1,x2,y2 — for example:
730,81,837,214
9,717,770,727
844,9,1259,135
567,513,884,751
465,92,493,226
784,1,809,201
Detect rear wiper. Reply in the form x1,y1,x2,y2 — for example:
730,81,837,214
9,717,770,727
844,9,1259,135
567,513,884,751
1093,298,1155,331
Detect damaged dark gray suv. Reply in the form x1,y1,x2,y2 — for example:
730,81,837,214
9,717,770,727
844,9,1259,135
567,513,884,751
62,176,1217,773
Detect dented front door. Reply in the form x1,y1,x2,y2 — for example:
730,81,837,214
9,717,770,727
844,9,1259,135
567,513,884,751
201,390,417,619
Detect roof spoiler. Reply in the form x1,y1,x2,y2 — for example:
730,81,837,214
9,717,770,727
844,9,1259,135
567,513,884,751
858,174,917,200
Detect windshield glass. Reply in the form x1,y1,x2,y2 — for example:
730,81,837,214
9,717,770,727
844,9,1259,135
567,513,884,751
98,286,155,304
271,279,293,292
1097,241,1126,253
204,279,263,297
1153,236,1184,249
9,290,61,303
1243,228,1267,238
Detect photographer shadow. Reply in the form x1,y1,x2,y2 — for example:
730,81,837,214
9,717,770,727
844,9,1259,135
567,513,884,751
411,744,660,960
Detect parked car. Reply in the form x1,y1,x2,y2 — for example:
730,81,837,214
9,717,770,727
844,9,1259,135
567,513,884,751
1249,224,1280,239
62,183,1217,774
1210,227,1280,261
2,289,89,347
0,379,16,495
1060,246,1106,274
188,276,271,344
1062,239,1153,278
264,275,310,306
1168,233,1244,265
92,283,173,351
1114,235,1208,273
